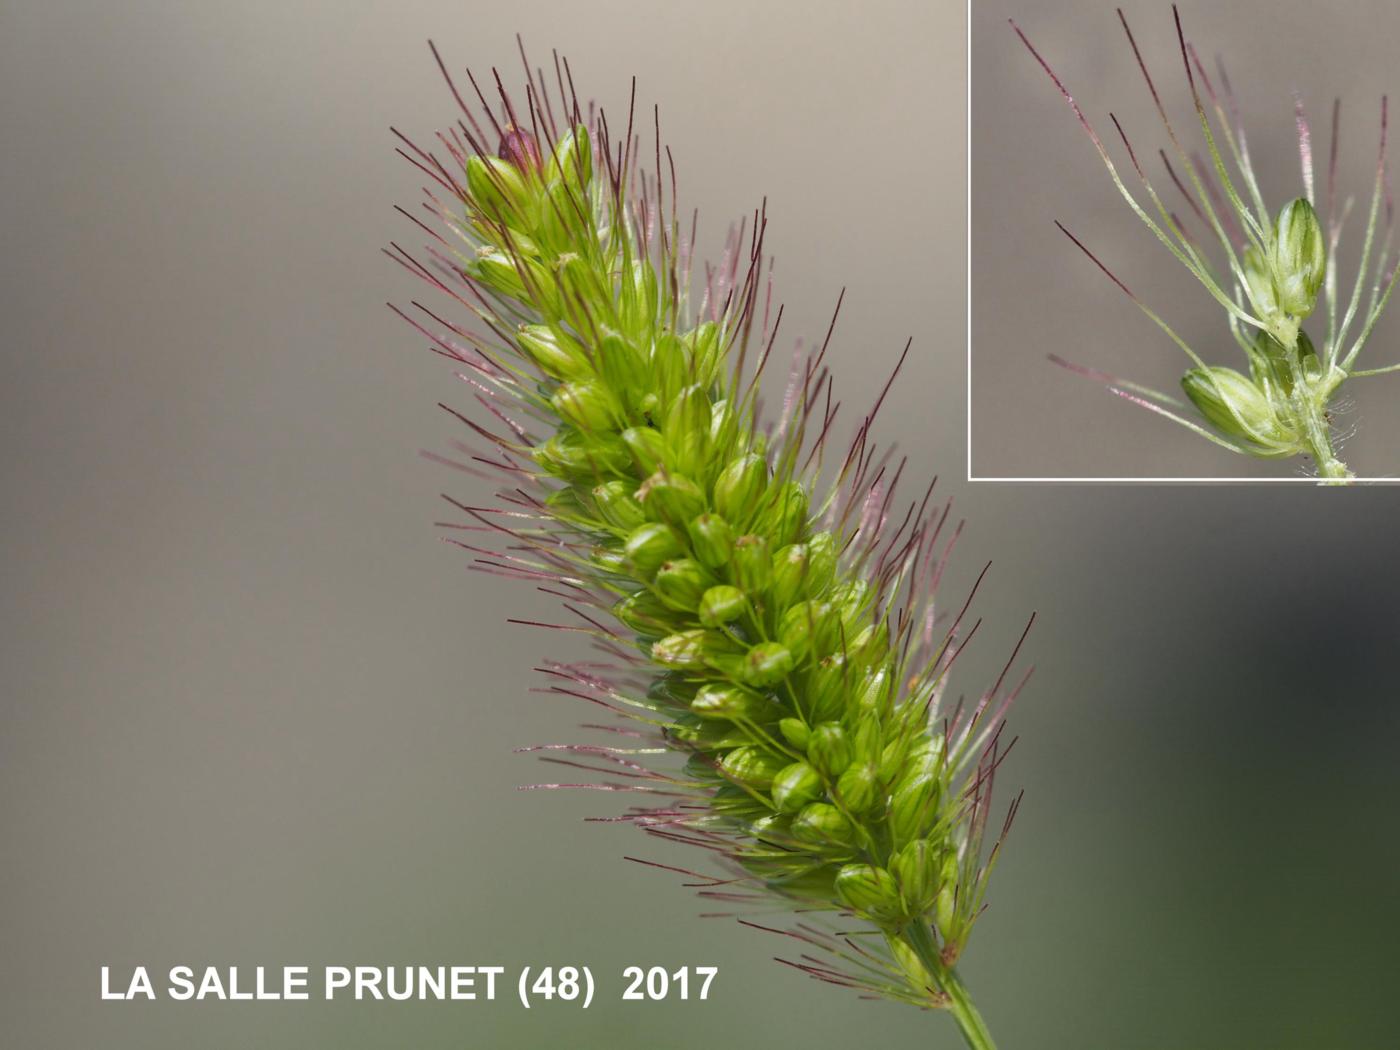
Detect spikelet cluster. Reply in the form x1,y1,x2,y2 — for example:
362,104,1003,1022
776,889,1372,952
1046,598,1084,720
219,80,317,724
388,45,1028,1024
1016,6,1400,482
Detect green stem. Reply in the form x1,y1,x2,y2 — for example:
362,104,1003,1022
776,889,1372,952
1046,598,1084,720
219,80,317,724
900,923,997,1050
1296,394,1352,483
940,968,996,1050
1279,334,1353,484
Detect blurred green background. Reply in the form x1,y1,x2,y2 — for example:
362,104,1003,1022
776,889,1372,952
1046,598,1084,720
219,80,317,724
3,1,1398,1048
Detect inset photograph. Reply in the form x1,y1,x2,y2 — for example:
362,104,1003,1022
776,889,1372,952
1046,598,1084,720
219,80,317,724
971,0,1400,482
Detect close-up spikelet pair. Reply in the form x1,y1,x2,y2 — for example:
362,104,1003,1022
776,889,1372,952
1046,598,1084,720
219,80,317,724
1014,5,1400,482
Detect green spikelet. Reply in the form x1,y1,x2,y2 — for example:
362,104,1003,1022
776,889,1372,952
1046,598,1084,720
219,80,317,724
1013,10,1400,482
391,47,1030,1048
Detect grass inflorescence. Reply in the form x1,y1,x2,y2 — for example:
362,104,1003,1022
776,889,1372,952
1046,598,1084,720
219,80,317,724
389,42,1030,1047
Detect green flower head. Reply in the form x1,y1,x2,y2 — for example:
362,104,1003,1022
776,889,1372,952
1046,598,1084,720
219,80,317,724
390,40,1032,1045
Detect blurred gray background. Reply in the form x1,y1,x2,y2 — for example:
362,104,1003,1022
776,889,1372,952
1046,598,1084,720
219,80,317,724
973,0,1400,478
3,2,1399,1049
